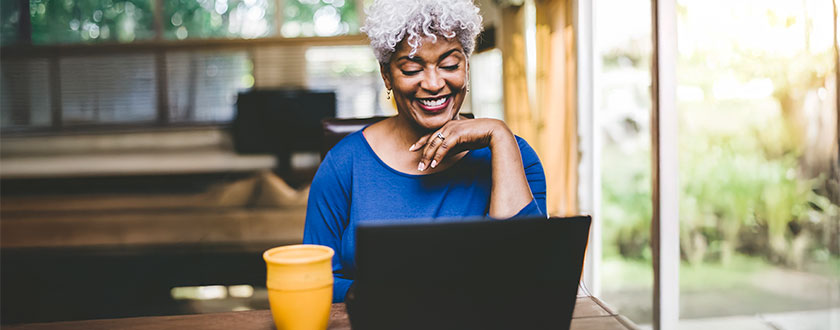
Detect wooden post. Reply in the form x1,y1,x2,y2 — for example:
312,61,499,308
152,0,169,124
834,0,839,163
534,0,578,216
276,0,285,37
355,0,367,27
18,0,30,43
49,56,62,128
500,4,537,144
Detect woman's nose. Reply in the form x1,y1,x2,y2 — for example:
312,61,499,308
420,70,445,93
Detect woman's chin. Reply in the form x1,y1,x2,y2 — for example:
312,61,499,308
411,104,458,130
412,112,454,131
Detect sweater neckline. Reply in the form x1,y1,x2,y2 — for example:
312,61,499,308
357,128,474,179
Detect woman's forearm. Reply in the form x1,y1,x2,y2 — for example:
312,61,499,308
487,125,534,218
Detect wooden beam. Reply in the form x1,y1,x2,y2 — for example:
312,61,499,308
834,0,839,166
275,0,286,37
152,0,164,40
355,0,367,26
17,0,31,44
0,35,369,58
49,56,62,128
500,4,536,143
155,51,170,125
534,0,578,216
651,0,679,329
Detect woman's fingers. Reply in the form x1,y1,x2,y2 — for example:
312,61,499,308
430,133,455,168
413,119,496,171
418,128,449,171
409,134,431,152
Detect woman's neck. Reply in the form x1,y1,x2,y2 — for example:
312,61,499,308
389,112,462,149
390,113,431,149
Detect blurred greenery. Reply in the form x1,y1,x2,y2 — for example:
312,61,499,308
1,0,21,45
601,0,838,272
603,104,838,268
29,0,155,44
163,0,274,40
0,0,362,44
280,0,359,37
678,121,834,268
601,143,652,260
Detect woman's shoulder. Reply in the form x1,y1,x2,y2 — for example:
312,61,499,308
512,135,541,167
319,130,368,171
513,135,537,155
325,130,367,158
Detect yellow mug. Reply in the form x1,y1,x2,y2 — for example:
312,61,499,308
263,244,334,330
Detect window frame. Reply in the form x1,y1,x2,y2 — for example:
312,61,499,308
575,0,679,328
650,0,679,329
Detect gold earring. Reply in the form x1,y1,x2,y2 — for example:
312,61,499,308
386,89,391,100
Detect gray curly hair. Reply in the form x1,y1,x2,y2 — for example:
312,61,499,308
362,0,483,65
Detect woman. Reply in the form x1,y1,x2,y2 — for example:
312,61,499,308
303,0,547,303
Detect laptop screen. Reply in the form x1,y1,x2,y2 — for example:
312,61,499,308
350,216,591,330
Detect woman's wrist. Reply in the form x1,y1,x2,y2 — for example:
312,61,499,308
488,120,516,150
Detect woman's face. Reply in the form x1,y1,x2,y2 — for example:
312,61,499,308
382,36,468,131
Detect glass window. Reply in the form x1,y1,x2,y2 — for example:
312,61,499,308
60,54,157,124
595,0,654,325
469,49,503,120
305,45,385,118
163,0,275,40
30,0,155,44
1,0,21,46
281,0,360,38
677,0,839,327
0,59,53,128
166,50,253,122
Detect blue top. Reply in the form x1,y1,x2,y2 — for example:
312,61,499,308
302,130,547,302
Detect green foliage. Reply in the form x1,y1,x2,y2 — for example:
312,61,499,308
1,0,21,45
601,144,652,260
603,110,837,267
21,0,362,44
679,123,827,266
163,0,274,40
602,0,838,269
281,0,359,37
29,0,154,44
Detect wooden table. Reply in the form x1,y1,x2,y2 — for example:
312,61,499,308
7,296,638,330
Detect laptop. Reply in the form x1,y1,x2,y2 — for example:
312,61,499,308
348,216,591,330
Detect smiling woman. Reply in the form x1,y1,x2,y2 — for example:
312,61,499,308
382,37,468,131
302,0,548,303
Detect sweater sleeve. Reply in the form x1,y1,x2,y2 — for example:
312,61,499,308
515,136,548,217
302,152,354,302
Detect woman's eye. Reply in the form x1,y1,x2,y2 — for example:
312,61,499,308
401,70,421,76
442,64,460,71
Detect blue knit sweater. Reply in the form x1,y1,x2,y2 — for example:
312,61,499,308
302,130,547,302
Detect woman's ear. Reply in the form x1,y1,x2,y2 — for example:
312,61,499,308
380,64,392,91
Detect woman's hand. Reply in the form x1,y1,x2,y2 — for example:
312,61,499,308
409,117,532,218
409,118,513,171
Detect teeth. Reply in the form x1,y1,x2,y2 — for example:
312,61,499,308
419,96,447,107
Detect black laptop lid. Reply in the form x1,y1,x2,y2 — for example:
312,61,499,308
350,216,591,330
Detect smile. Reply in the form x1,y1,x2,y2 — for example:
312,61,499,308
416,95,451,112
